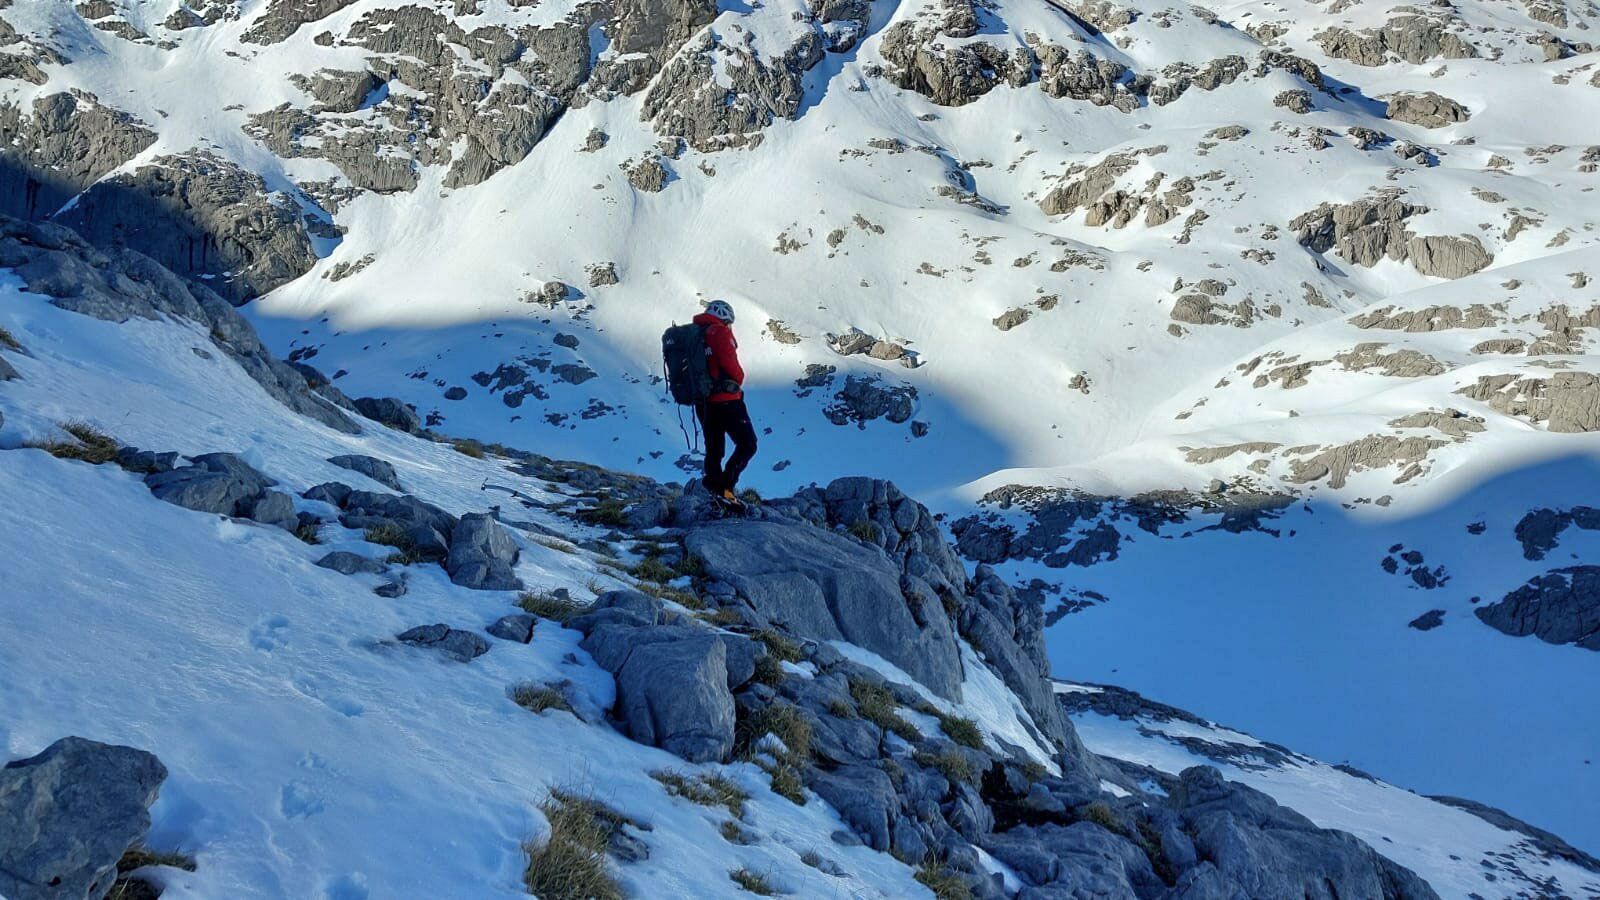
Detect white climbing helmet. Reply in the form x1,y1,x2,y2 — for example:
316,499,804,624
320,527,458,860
705,299,736,324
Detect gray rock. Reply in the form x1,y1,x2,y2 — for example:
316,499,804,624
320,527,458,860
1475,566,1600,650
352,396,422,433
1408,609,1446,631
144,453,275,517
446,513,523,590
328,454,402,490
613,635,735,762
303,481,354,506
396,623,490,662
1456,372,1600,432
1172,766,1440,899
374,578,407,598
113,447,179,474
0,217,358,434
811,764,899,851
316,551,386,576
0,737,167,900
0,93,156,223
245,490,299,531
487,613,536,643
686,518,964,699
57,152,319,304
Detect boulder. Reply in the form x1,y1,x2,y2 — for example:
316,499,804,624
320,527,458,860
304,481,354,506
315,551,386,576
0,737,167,900
328,454,402,490
396,623,489,662
446,513,523,590
686,518,964,699
245,491,299,531
487,613,536,643
353,396,422,433
613,636,735,762
144,453,274,517
810,764,899,851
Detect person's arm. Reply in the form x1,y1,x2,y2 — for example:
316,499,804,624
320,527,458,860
707,325,745,386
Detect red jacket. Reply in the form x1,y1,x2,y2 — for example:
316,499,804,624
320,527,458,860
694,312,744,402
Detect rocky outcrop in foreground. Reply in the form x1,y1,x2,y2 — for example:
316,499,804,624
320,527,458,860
1,737,168,900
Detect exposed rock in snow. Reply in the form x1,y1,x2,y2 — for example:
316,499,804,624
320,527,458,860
1456,372,1600,432
1476,566,1600,650
0,737,167,900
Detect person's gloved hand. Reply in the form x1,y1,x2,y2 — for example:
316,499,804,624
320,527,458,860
718,378,742,394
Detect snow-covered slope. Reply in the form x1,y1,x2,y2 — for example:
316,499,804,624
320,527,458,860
2,0,1599,888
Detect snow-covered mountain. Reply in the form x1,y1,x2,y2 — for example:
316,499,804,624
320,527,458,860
1,0,1598,893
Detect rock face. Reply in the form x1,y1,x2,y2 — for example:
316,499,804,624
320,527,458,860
0,737,168,900
145,453,304,532
1476,566,1600,650
445,513,523,590
0,216,358,434
1456,372,1600,432
0,93,157,222
1291,194,1491,279
687,516,965,700
1166,766,1440,898
56,152,320,304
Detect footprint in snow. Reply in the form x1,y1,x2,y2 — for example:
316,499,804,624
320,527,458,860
250,615,290,652
321,873,370,900
291,675,366,718
279,780,325,819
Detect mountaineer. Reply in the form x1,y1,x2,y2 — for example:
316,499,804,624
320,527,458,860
662,300,757,510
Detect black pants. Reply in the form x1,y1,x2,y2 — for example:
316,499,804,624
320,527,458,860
697,399,757,493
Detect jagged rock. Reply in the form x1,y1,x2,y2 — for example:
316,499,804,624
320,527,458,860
1409,609,1445,631
1171,766,1441,899
0,217,358,434
1333,343,1447,378
960,567,1075,749
315,551,386,575
644,27,825,151
1291,195,1490,278
303,481,354,506
0,93,157,222
396,623,490,661
1513,507,1600,560
487,613,535,643
340,492,449,552
145,453,275,517
825,376,917,427
686,516,964,699
0,737,168,900
352,396,422,433
1456,372,1600,432
626,157,669,192
294,68,382,113
810,765,899,851
114,447,179,474
446,513,522,590
1385,92,1471,128
241,0,358,44
1475,566,1600,650
1286,436,1446,488
1317,17,1477,66
57,152,319,304
328,454,402,490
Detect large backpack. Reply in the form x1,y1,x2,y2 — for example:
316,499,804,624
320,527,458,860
662,322,712,405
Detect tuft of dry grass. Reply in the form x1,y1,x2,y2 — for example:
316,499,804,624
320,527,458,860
107,846,197,900
847,520,879,543
848,679,918,742
914,747,975,786
518,589,585,624
365,523,425,565
451,439,488,459
524,791,624,900
754,630,804,663
914,857,972,900
936,714,984,750
28,420,119,464
0,325,21,352
729,867,779,895
650,770,748,818
511,683,573,715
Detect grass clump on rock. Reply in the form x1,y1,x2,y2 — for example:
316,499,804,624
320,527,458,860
914,747,976,786
848,679,919,742
847,519,879,543
0,325,21,351
754,630,804,664
524,790,624,900
914,857,972,900
518,589,585,624
936,714,984,750
364,523,423,564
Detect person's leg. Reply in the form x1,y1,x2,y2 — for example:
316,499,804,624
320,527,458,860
695,402,727,491
719,399,759,492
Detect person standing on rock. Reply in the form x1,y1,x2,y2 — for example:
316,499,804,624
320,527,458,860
693,300,757,507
